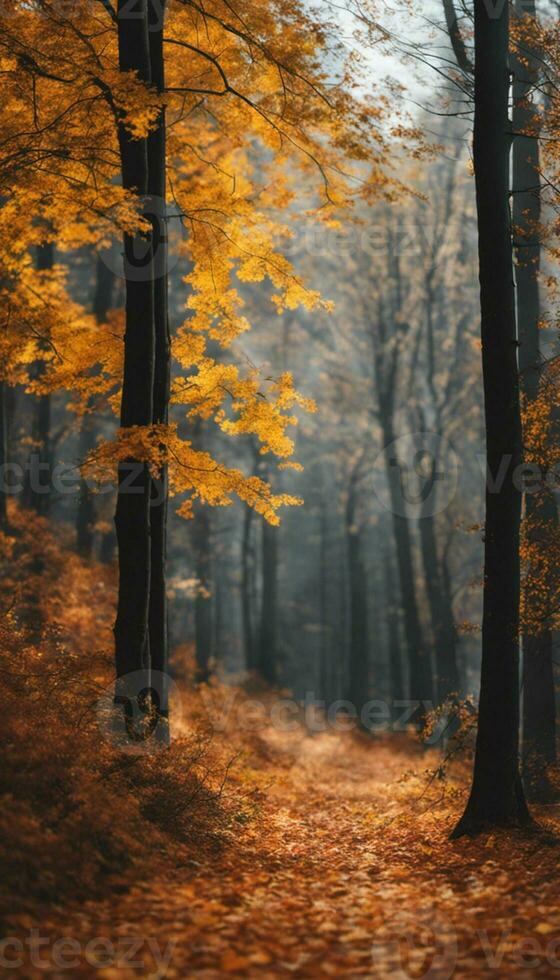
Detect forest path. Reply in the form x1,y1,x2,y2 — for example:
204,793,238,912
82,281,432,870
29,727,560,978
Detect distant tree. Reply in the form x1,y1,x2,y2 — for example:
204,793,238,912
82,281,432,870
241,501,257,672
76,254,115,558
368,235,433,712
257,460,279,686
345,449,370,719
23,241,55,517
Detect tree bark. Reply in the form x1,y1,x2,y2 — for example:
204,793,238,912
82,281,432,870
346,470,369,720
258,515,278,685
419,464,460,704
113,0,155,722
385,552,405,705
24,242,53,516
319,501,331,703
452,0,530,836
512,0,557,799
381,418,433,710
193,502,213,683
77,253,115,557
0,381,8,527
442,0,473,74
147,0,171,735
241,502,256,672
521,490,557,797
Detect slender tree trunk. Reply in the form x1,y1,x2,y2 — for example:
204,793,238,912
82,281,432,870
101,527,117,564
385,551,405,705
512,0,557,798
113,0,155,722
213,569,223,665
24,242,53,516
381,418,432,709
77,254,115,557
189,420,213,683
258,516,278,685
346,477,369,720
147,0,171,734
0,381,8,527
452,0,530,836
319,501,330,703
523,626,556,793
241,502,256,672
522,490,557,796
419,471,459,703
193,503,213,683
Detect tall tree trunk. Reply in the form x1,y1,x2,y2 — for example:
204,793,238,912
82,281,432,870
193,503,213,683
385,550,405,705
147,0,171,735
258,516,278,685
346,474,369,720
452,0,530,836
521,490,557,797
189,421,213,683
77,254,115,557
241,502,256,672
512,0,557,799
24,242,53,516
419,466,459,704
0,381,8,527
381,418,433,710
113,0,155,725
319,500,330,703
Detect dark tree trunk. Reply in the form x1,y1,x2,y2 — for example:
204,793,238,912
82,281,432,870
346,475,369,720
193,503,213,683
0,381,8,527
101,527,116,565
241,502,256,672
442,0,473,73
523,626,556,794
77,254,115,557
419,469,459,704
76,423,96,559
147,0,171,734
512,0,557,799
522,491,558,797
319,501,330,703
452,0,530,836
113,0,155,720
258,516,278,685
385,551,405,705
513,0,541,408
382,419,433,710
24,242,54,516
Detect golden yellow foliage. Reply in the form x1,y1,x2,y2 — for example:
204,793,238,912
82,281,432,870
0,0,394,519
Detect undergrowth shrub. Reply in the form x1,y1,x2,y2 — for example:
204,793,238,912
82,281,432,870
0,506,258,924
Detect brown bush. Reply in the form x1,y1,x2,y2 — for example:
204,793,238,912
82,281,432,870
0,506,257,925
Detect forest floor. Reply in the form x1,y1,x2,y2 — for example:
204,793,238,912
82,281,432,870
8,720,560,979
3,507,560,978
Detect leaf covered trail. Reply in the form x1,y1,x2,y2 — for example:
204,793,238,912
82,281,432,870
16,723,560,979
